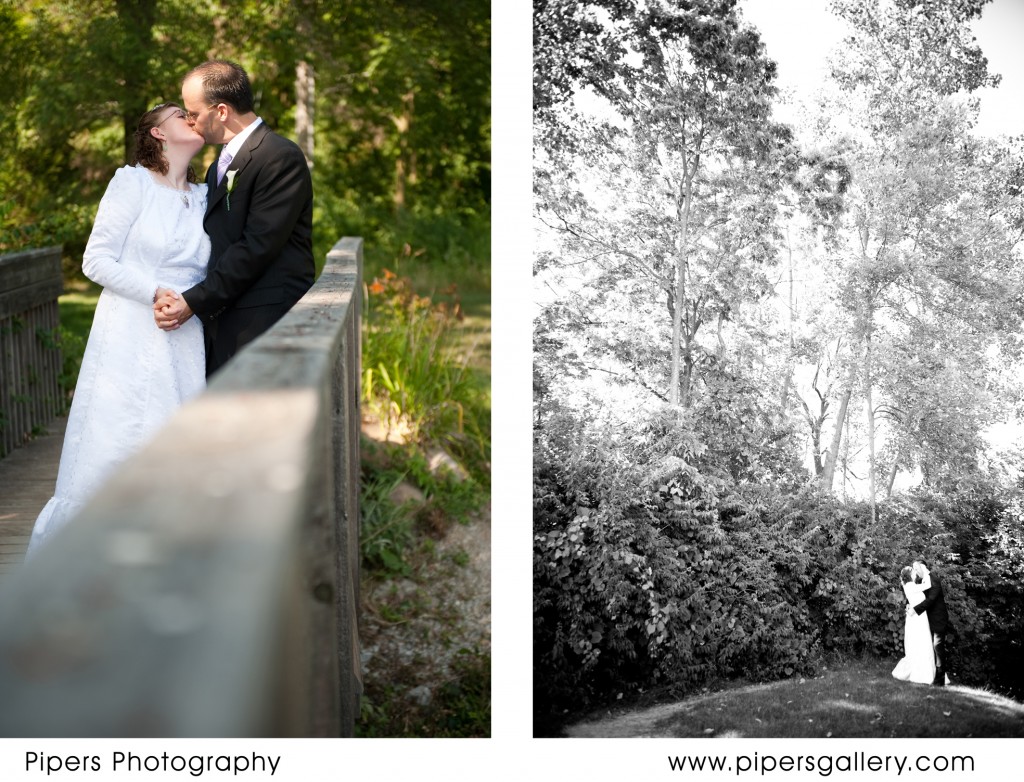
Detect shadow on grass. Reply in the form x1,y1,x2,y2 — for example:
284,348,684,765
565,658,1024,738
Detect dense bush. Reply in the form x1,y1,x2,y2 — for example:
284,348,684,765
533,408,1024,735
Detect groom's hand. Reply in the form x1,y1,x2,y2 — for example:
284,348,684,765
154,289,194,331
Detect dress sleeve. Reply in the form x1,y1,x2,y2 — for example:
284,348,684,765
81,167,160,304
902,581,925,606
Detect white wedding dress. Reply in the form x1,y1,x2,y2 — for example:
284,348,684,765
892,574,935,684
27,165,210,555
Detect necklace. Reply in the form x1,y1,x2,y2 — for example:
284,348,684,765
157,172,190,208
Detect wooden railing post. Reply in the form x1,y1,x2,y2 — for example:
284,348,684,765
328,239,363,731
0,246,64,458
0,238,363,737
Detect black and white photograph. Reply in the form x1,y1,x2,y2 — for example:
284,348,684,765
533,0,1024,741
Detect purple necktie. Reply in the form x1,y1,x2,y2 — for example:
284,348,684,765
216,151,233,185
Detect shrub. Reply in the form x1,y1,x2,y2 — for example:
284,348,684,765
362,268,488,482
533,419,1024,735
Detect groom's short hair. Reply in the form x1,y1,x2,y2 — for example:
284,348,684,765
187,60,255,114
916,559,930,568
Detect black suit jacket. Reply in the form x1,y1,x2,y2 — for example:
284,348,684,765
913,572,951,634
184,122,315,376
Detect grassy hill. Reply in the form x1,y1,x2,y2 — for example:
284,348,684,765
564,657,1024,738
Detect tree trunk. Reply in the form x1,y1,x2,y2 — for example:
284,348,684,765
779,372,792,416
799,394,825,477
885,450,900,497
779,228,795,416
671,162,696,407
841,408,851,501
787,225,795,348
392,92,415,209
116,0,157,162
820,367,855,488
810,416,824,476
294,9,315,169
865,329,877,523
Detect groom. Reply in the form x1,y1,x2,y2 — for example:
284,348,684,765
154,59,314,377
911,559,953,686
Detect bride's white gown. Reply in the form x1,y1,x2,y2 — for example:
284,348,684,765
27,165,210,554
892,575,935,684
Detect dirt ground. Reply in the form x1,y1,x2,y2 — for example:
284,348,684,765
357,479,491,734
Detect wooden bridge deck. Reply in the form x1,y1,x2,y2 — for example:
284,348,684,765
0,415,66,576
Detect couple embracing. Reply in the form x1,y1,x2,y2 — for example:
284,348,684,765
893,560,954,687
27,60,314,555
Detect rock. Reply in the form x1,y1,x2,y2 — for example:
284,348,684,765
362,415,413,444
389,481,425,506
426,448,469,482
408,685,433,707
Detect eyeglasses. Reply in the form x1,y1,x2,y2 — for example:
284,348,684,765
157,109,187,126
184,104,221,123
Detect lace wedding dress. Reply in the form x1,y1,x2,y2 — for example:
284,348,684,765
27,165,210,555
892,575,935,684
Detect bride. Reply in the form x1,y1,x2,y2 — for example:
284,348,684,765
892,564,935,684
26,103,209,555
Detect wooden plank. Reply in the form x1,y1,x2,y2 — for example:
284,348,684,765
0,239,363,738
0,246,65,458
0,246,62,319
0,280,64,321
0,415,65,566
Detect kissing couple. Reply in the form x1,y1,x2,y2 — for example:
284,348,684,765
892,559,953,687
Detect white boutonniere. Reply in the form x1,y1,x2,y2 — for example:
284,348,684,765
225,170,238,211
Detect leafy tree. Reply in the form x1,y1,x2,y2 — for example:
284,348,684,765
533,0,1024,731
1,1,491,266
536,0,792,409
808,0,1024,514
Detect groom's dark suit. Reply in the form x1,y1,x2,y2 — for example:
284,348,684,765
913,570,953,684
183,122,315,377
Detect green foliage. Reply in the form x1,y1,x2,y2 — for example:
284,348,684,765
360,439,487,578
2,1,489,284
360,467,418,577
2,4,490,743
312,0,490,215
357,646,490,737
362,268,489,483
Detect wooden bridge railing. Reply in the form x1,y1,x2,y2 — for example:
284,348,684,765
0,237,363,737
0,246,64,458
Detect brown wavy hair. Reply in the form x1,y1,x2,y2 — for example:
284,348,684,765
131,103,198,183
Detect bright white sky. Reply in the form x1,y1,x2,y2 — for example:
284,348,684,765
741,0,1024,138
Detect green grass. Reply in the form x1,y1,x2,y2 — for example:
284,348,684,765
354,210,490,738
361,265,490,485
357,646,491,738
566,657,1024,738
